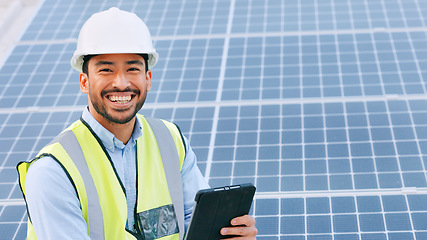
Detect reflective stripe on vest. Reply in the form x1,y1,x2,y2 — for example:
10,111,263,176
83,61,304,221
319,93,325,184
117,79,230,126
55,130,105,239
17,115,185,240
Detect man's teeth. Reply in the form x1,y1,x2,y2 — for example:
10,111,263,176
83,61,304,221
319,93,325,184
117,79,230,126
109,95,131,103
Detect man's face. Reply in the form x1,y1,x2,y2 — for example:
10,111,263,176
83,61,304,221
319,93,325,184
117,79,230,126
79,53,151,126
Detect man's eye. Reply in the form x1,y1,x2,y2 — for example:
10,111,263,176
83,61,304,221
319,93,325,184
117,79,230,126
128,68,140,72
99,68,112,72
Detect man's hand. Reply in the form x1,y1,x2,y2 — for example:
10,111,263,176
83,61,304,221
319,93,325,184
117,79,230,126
220,215,257,239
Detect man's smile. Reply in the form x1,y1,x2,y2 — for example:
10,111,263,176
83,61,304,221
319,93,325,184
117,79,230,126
102,89,140,105
107,94,133,104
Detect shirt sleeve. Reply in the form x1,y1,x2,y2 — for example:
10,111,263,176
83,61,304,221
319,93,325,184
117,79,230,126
25,156,91,240
180,135,210,231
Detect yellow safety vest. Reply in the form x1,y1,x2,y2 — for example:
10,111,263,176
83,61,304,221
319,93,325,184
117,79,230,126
17,115,186,240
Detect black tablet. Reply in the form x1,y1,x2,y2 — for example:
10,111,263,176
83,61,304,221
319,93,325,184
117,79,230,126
184,183,256,240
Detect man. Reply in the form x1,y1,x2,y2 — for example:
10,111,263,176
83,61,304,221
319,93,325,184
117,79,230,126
17,7,257,240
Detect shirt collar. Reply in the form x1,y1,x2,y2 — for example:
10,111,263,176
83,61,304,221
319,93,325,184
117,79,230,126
81,107,143,152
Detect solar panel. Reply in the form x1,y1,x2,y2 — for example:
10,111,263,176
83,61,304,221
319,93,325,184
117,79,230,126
2,0,427,239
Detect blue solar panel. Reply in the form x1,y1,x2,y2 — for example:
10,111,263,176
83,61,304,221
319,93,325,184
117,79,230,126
3,0,427,239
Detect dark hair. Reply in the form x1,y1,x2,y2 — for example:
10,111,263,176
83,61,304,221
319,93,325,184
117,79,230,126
82,54,96,75
139,54,149,72
82,53,149,75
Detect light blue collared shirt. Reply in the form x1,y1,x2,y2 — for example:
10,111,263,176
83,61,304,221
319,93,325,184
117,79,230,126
25,108,209,239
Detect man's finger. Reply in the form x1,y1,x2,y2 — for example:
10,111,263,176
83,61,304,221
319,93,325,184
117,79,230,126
230,215,256,227
220,215,257,238
220,225,257,237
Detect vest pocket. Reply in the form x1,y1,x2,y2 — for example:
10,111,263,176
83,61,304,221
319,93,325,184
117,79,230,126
137,204,179,240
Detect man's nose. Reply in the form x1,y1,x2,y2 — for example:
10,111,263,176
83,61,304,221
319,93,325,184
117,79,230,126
112,72,131,89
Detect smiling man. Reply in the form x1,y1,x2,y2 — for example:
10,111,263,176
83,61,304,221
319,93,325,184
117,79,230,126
17,7,257,240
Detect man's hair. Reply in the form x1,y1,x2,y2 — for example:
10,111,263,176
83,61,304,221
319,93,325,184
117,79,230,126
82,54,149,75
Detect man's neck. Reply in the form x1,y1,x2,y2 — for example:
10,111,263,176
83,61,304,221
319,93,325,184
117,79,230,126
103,119,135,145
89,110,136,145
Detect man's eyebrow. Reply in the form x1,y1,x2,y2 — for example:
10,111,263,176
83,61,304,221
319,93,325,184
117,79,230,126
94,60,144,66
95,60,114,66
126,60,144,66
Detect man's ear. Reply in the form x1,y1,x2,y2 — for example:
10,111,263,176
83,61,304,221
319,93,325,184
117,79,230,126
80,73,89,93
146,70,152,92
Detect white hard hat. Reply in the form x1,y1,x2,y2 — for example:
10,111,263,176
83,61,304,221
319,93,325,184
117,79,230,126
70,7,158,72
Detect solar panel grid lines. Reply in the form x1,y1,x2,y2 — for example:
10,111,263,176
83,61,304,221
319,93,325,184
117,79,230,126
400,31,427,96
2,98,427,240
17,45,58,108
151,0,174,37
369,3,418,98
0,113,30,169
5,30,427,106
397,100,426,187
31,0,63,42
12,0,427,40
0,46,31,107
147,0,230,37
152,1,211,104
204,0,236,181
